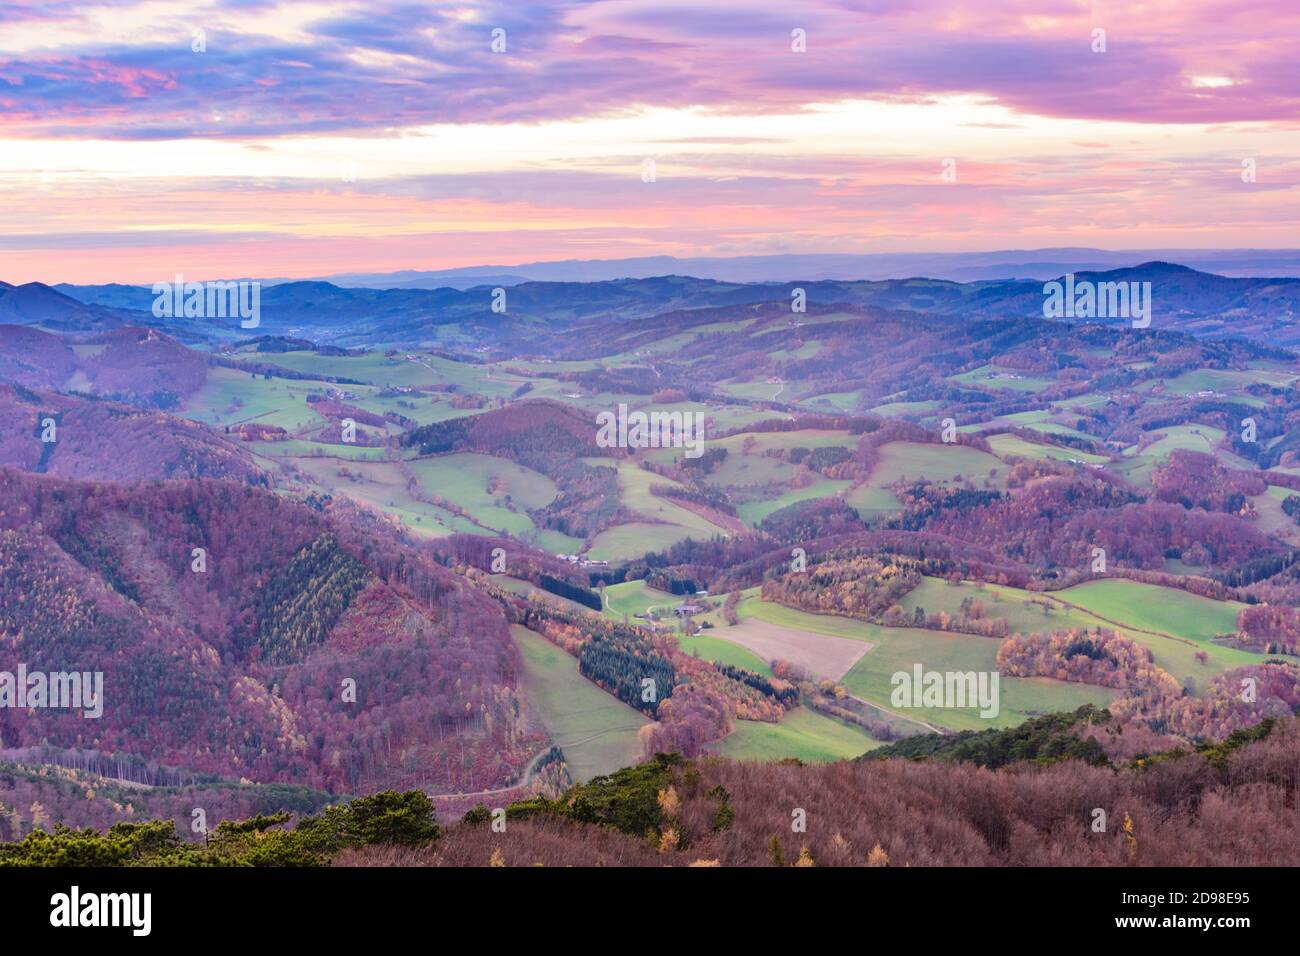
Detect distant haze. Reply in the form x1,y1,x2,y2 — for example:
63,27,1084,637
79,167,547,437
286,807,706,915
317,250,1300,289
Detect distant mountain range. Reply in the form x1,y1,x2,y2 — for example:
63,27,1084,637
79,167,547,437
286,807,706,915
0,279,122,330
18,261,1298,350
313,249,1300,287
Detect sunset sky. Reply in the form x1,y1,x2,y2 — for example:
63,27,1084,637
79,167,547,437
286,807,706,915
1,0,1297,283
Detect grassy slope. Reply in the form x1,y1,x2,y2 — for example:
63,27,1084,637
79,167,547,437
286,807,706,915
676,633,774,675
1115,424,1229,487
902,575,1267,691
407,453,559,538
711,708,880,762
1055,579,1243,644
587,459,733,561
644,429,856,528
737,596,1115,732
184,366,330,432
847,441,1006,519
1253,486,1300,545
292,457,482,537
737,479,852,526
950,365,1055,393
602,580,679,620
986,433,1108,464
510,625,648,784
837,627,1115,732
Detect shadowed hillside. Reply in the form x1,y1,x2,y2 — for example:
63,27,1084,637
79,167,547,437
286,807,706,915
0,384,262,483
0,468,530,799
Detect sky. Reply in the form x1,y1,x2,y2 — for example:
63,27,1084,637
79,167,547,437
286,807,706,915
0,0,1297,283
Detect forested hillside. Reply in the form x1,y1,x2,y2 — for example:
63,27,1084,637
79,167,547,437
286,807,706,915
4,264,1300,855
0,468,531,805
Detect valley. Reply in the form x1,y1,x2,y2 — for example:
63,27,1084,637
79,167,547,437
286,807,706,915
2,261,1300,853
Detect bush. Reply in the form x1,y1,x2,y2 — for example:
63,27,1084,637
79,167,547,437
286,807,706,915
0,790,440,867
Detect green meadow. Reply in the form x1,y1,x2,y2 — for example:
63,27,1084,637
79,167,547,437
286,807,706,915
838,625,1116,732
950,365,1055,393
847,441,1005,520
407,453,559,537
602,580,681,621
737,480,853,526
901,575,1266,692
292,457,483,537
585,459,735,561
710,708,880,762
986,433,1108,464
184,366,330,431
676,633,774,675
510,626,649,783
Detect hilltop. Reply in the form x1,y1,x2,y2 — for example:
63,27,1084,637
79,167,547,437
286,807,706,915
26,261,1300,348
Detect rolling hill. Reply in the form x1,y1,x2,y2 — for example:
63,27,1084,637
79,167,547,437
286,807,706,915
3,263,1300,849
0,467,528,797
41,262,1300,349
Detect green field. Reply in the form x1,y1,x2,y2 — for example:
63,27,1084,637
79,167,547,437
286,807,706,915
611,459,730,534
759,429,859,451
253,350,517,396
986,433,1108,465
950,365,1055,393
715,380,786,402
1115,425,1237,487
292,452,587,548
738,596,1115,731
737,595,874,640
901,576,1112,634
184,366,331,431
649,428,859,528
588,522,694,562
706,450,794,486
710,708,880,762
602,580,681,621
245,439,389,461
1055,579,1244,644
650,428,856,462
1253,486,1300,543
293,457,484,537
185,361,488,462
348,391,484,426
900,575,1266,692
1137,423,1224,454
806,390,863,412
839,625,1116,732
576,395,774,435
771,340,823,361
847,441,1005,519
1158,367,1296,401
407,453,559,539
737,479,852,526
872,440,1005,486
510,625,649,784
584,459,735,561
963,410,1094,441
869,399,942,417
676,632,773,674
